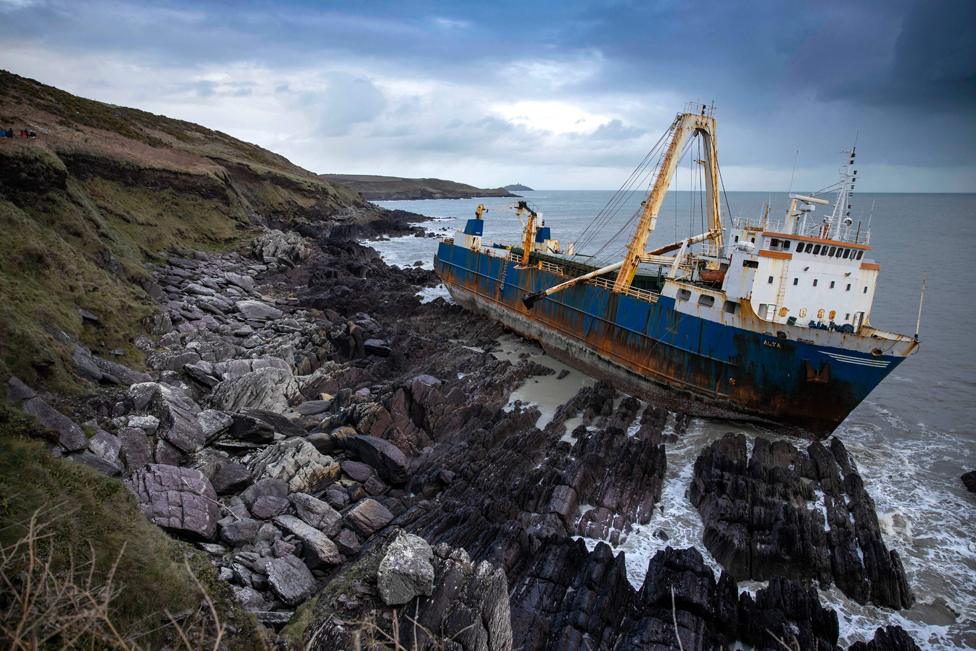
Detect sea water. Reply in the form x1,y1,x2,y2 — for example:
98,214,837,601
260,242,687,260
369,191,976,648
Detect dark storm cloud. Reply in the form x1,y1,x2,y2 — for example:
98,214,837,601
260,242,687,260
0,0,971,189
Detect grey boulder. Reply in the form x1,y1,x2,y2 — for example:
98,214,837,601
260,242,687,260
273,514,342,567
264,554,315,606
345,435,409,485
127,464,220,539
210,367,298,413
6,377,87,452
377,532,435,606
249,439,340,493
345,498,394,538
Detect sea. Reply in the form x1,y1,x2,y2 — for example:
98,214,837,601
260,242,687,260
368,191,976,649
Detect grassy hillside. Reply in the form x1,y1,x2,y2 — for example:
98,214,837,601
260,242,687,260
0,403,266,649
320,173,515,200
0,70,376,388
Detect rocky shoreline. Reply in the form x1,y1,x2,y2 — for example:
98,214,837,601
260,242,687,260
4,219,923,650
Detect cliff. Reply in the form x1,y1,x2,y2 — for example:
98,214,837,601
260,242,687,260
319,173,516,200
0,70,379,387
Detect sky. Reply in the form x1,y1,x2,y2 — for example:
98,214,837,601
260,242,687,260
1,0,974,191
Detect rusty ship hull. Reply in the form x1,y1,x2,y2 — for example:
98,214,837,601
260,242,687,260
434,241,909,435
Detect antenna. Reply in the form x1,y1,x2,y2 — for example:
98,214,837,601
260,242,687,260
787,149,799,195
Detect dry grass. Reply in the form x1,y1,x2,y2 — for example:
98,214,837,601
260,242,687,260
0,503,227,650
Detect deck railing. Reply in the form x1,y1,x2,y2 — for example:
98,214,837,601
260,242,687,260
520,254,659,303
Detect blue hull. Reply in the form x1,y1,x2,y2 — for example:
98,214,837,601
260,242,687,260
434,242,907,435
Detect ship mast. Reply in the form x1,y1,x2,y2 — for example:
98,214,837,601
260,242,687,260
612,107,723,292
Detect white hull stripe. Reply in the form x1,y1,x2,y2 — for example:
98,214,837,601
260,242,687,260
822,351,890,368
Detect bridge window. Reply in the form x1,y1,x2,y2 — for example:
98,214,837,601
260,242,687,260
813,244,821,255
855,250,864,260
793,278,798,286
770,238,780,248
783,240,791,250
698,295,715,307
842,249,850,259
829,246,836,256
805,243,814,253
677,288,692,301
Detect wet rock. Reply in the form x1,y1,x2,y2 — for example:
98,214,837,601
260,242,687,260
6,377,87,451
849,626,921,651
291,493,341,535
345,498,394,537
265,554,315,606
962,470,976,494
249,439,340,493
737,577,839,651
274,515,342,567
344,434,409,485
377,532,435,606
690,433,914,609
128,464,220,539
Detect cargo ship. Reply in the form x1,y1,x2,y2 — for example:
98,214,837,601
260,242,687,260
433,106,920,434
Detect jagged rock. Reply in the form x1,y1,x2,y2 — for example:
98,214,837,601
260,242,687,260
127,414,160,433
345,498,394,537
212,357,291,381
118,427,152,471
344,434,409,484
363,338,391,357
251,229,310,267
154,439,185,465
6,377,87,451
377,532,435,605
265,554,316,606
197,409,233,440
274,514,342,567
184,361,220,387
127,382,205,453
232,409,305,439
738,577,839,651
962,470,976,494
236,300,283,321
690,433,914,609
334,528,361,556
849,626,921,651
220,518,262,546
211,367,298,413
88,429,122,466
212,461,252,495
249,439,340,493
128,464,220,539
291,493,341,535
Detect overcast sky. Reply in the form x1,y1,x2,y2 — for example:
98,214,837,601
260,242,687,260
2,0,974,191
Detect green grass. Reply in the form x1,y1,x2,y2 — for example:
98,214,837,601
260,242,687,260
0,403,266,649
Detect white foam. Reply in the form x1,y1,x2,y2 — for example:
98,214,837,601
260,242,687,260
416,283,454,304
